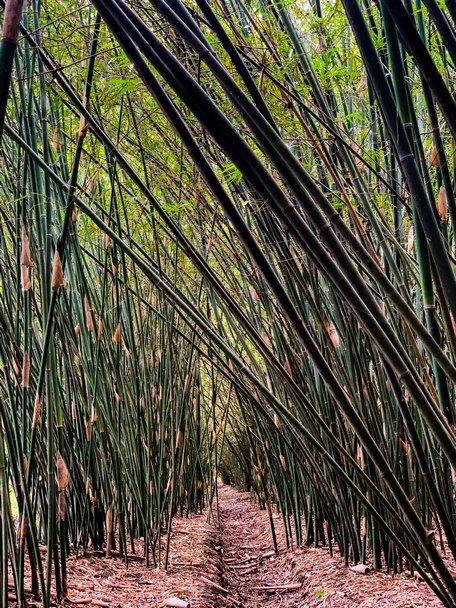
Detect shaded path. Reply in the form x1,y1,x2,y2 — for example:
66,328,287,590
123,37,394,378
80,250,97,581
217,484,307,608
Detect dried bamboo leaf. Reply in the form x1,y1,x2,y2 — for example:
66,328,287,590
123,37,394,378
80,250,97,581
84,296,94,332
21,264,31,292
437,186,448,221
32,393,41,429
20,352,30,388
21,222,31,267
51,249,64,291
59,492,66,522
407,225,414,252
249,285,260,302
57,451,70,491
430,144,440,167
112,322,121,343
52,126,60,152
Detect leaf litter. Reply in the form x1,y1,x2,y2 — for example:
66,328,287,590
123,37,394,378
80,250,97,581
9,484,448,608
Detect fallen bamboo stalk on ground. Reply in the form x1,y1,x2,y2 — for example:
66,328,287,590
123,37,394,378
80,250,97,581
200,576,228,593
254,583,302,591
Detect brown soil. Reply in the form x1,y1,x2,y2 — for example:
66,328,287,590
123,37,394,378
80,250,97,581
10,508,223,608
10,484,447,607
217,484,444,608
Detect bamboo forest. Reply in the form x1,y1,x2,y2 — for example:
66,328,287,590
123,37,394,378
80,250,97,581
0,0,456,606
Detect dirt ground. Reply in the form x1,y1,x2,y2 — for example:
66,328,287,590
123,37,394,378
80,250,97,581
217,484,444,608
10,484,448,607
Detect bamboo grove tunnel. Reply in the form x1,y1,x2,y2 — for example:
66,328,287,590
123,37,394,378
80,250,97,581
0,0,456,606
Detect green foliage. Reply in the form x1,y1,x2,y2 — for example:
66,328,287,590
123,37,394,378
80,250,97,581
222,162,243,184
100,76,141,103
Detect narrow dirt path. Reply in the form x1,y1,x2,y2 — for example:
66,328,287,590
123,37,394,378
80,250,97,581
216,483,445,608
217,484,308,608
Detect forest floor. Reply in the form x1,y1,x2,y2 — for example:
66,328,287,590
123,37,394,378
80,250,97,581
12,484,447,607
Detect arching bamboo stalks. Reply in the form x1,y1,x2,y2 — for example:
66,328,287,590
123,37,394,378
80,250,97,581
0,1,455,606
